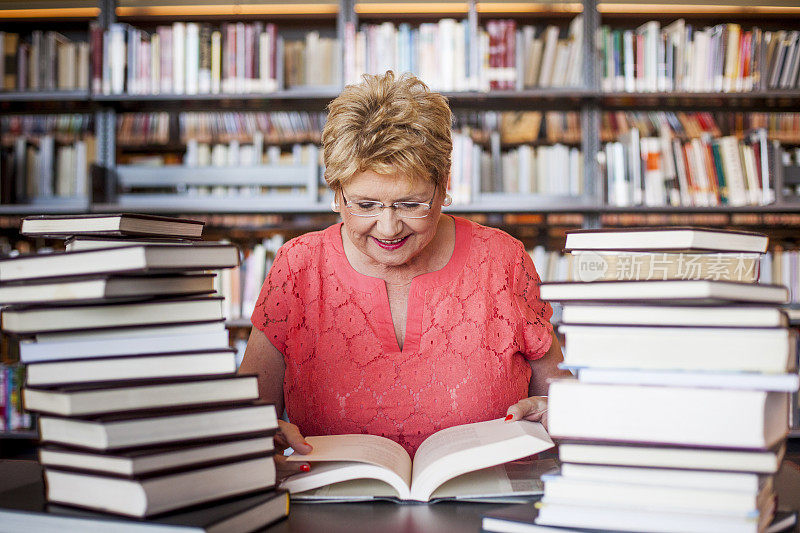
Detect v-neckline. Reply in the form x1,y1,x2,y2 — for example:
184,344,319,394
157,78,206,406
326,216,472,354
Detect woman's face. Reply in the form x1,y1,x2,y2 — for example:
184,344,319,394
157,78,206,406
337,169,444,269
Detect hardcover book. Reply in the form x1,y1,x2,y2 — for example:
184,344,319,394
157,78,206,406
23,374,259,416
0,273,216,305
65,236,196,252
566,250,761,282
560,304,787,327
2,296,225,334
548,381,789,449
564,226,768,253
0,466,288,533
0,244,239,283
558,324,794,373
39,435,275,477
17,321,229,363
25,349,238,387
557,441,786,473
539,280,788,304
20,213,204,239
44,455,276,517
38,402,278,451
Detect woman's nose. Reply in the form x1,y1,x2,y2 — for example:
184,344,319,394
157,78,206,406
375,206,403,235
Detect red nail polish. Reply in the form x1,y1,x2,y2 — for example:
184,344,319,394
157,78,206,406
300,464,310,472
505,414,514,421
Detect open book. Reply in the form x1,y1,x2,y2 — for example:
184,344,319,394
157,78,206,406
280,418,554,502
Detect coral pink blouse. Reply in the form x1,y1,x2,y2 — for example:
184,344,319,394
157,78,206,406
251,216,553,457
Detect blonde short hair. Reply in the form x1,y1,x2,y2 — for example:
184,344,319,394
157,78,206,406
322,71,452,192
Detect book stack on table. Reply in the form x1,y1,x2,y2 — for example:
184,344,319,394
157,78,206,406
496,227,799,533
0,213,287,530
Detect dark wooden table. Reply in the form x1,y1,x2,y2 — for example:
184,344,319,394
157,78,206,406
1,455,799,532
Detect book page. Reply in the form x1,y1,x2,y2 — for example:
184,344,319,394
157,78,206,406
280,461,409,500
285,434,412,489
409,419,553,501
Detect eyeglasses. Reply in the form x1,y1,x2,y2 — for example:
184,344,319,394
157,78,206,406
340,187,436,219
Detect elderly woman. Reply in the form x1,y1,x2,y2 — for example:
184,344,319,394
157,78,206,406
239,71,570,478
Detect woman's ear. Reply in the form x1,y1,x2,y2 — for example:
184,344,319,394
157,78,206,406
330,191,340,212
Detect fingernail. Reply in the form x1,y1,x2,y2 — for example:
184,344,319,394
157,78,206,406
303,441,312,448
300,464,310,472
505,414,514,421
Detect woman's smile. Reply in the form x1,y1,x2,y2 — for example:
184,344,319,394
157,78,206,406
373,235,410,250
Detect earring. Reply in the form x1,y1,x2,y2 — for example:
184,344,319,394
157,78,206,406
331,200,339,211
442,194,453,207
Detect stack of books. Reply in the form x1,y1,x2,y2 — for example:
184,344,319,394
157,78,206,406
0,213,287,529
485,226,798,533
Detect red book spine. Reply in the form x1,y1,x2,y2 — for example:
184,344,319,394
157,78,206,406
266,23,277,84
503,19,516,90
90,23,103,94
486,19,500,91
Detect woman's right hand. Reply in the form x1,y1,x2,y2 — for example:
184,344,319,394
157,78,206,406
274,419,313,481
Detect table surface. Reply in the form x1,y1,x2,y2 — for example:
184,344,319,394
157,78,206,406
2,458,800,533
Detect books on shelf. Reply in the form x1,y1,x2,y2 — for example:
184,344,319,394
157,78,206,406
0,363,33,433
0,114,96,205
344,15,583,91
0,30,89,92
98,21,287,95
281,419,553,502
21,213,205,238
602,128,776,208
599,20,800,93
45,455,276,518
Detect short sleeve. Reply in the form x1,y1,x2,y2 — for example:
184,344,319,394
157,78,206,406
512,243,554,361
250,244,299,354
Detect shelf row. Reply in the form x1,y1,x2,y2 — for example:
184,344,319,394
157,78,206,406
5,89,800,112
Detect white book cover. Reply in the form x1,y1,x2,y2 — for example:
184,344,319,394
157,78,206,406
538,26,560,88
210,30,221,93
549,380,789,449
109,24,126,95
150,33,160,94
157,26,172,94
184,23,199,95
172,22,185,94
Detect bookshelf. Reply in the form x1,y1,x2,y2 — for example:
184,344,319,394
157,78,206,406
0,1,797,224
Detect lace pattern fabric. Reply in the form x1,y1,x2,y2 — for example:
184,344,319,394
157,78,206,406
252,216,553,457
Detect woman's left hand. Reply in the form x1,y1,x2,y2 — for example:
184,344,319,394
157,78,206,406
505,396,548,429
